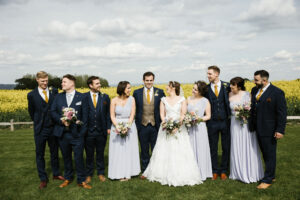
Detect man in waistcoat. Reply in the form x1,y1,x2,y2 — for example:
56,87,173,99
133,72,165,178
27,71,64,189
84,76,111,183
205,66,231,180
249,70,287,189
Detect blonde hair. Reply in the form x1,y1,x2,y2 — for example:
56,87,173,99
36,71,48,79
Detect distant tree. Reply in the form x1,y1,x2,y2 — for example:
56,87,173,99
15,74,37,89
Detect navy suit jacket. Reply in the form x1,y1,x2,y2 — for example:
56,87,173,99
205,81,231,122
27,87,58,135
83,92,111,135
249,84,287,136
51,91,88,138
133,87,165,131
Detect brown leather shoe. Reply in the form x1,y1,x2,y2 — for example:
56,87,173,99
78,182,92,189
257,183,272,189
53,176,65,181
59,180,72,188
98,175,106,182
272,179,276,182
220,173,228,180
140,175,146,180
39,181,47,189
86,176,92,183
212,173,218,180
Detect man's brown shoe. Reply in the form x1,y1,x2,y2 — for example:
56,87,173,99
39,181,47,189
78,182,92,189
86,176,92,183
257,183,271,189
53,176,65,181
59,180,72,188
220,173,228,180
98,175,106,182
140,175,146,180
272,179,276,182
212,173,218,180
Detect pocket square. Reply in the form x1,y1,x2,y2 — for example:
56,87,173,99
103,101,107,105
76,101,82,105
266,98,271,102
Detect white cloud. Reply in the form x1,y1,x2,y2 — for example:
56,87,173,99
238,0,298,30
116,68,137,74
173,61,208,72
73,43,157,58
158,30,217,42
273,50,293,61
0,50,32,65
237,32,257,40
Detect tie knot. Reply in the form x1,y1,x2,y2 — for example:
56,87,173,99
93,93,97,97
214,85,218,89
42,90,47,94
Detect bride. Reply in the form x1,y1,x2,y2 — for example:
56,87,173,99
143,81,202,186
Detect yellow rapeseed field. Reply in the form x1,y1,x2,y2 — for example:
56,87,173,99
0,80,299,113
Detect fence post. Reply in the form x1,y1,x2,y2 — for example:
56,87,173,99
10,119,14,132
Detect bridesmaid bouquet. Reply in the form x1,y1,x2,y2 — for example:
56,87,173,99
233,102,251,125
116,122,131,138
162,119,181,136
183,112,203,128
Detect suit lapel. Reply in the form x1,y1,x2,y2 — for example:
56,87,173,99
139,88,144,108
69,91,79,108
61,92,68,108
97,92,103,112
257,84,274,104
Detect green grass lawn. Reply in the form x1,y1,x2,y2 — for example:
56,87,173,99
0,125,299,200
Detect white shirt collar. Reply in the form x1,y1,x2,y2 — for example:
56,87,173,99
38,87,48,93
211,80,221,87
144,87,154,92
66,90,75,96
90,91,98,96
262,82,270,91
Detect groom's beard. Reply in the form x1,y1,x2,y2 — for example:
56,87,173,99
255,83,263,89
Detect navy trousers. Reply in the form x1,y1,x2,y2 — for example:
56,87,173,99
34,127,60,181
58,132,86,183
207,120,230,174
138,124,158,172
85,132,107,176
257,136,277,184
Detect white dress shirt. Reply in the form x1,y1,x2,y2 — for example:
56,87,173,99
256,83,270,98
38,87,49,101
90,91,99,104
66,90,76,107
211,80,221,94
144,87,154,100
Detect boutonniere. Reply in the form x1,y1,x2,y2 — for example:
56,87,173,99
266,98,272,102
49,86,53,93
100,93,104,98
154,90,159,96
223,82,228,87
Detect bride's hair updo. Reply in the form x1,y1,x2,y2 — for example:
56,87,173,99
169,81,181,96
230,77,246,91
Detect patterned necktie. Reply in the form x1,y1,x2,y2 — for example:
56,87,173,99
42,90,48,103
93,93,97,108
147,89,151,104
256,89,263,101
214,85,219,98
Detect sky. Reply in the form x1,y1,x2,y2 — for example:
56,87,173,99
0,0,299,85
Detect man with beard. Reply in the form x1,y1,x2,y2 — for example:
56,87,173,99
249,70,287,189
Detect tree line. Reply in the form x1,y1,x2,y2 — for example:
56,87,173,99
15,74,109,89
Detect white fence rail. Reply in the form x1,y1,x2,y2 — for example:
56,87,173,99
0,116,299,132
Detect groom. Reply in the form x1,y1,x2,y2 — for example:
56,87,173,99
205,66,231,180
133,72,165,177
249,70,287,189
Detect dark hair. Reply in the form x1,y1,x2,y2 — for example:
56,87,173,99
87,76,100,88
194,81,208,96
117,81,130,96
63,74,76,83
169,81,181,96
254,70,269,80
230,77,246,91
208,65,220,74
143,71,155,80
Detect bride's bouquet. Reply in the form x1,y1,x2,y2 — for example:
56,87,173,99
116,122,131,138
183,112,203,128
233,101,251,125
162,118,181,136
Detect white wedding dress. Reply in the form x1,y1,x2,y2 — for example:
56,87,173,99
143,97,203,186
